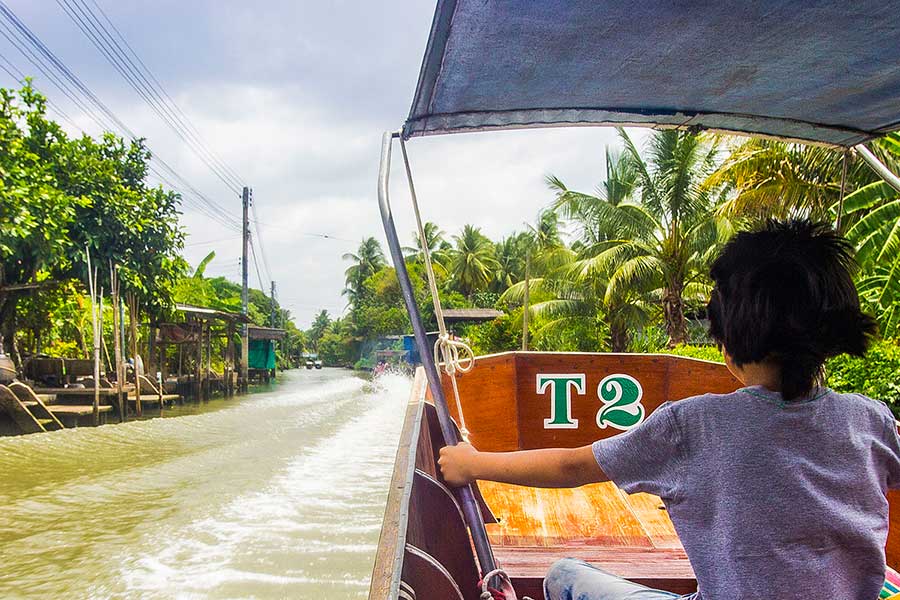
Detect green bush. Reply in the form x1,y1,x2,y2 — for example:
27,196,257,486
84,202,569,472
661,344,725,363
658,340,900,415
826,339,900,413
628,326,669,353
467,309,522,355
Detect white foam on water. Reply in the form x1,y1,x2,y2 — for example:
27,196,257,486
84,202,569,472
119,370,411,599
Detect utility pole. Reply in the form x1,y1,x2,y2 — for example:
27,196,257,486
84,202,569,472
240,186,250,392
270,280,276,328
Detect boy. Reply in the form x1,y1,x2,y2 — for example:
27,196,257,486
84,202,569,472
439,219,898,599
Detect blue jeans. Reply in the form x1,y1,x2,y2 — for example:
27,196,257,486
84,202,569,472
543,558,694,600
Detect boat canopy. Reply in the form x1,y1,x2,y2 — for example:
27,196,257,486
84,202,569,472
403,0,900,147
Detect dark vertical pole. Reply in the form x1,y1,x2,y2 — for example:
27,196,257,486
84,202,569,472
377,132,499,580
241,187,250,392
194,320,202,402
205,322,212,397
270,281,276,327
226,322,235,396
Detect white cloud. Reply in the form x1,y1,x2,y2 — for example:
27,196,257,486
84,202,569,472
0,0,653,329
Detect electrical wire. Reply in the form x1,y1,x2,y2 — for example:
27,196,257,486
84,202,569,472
250,202,272,284
56,0,244,193
0,50,78,128
85,0,244,187
0,0,242,230
248,238,268,297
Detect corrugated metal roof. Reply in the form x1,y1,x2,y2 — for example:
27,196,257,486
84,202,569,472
175,303,250,323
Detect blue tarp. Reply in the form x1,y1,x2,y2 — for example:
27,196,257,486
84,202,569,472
404,1,900,147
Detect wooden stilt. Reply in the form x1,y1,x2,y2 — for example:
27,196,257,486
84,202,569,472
226,323,235,396
193,319,202,402
110,264,125,422
86,249,101,427
128,295,142,417
206,322,212,398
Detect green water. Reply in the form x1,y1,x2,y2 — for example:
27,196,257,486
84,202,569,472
0,369,409,599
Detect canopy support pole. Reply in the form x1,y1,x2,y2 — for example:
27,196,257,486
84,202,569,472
855,144,900,194
377,131,500,581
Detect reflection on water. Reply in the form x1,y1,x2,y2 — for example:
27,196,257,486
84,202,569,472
0,369,409,599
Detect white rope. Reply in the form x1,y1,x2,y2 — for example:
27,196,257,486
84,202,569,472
400,138,475,442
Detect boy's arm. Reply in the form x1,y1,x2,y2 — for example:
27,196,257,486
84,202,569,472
438,442,609,488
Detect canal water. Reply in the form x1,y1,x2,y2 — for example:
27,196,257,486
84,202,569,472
0,369,409,599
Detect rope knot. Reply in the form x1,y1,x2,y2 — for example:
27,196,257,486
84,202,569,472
433,333,475,376
433,334,475,442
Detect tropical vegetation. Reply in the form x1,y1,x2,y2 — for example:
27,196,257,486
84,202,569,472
0,84,304,373
316,128,900,416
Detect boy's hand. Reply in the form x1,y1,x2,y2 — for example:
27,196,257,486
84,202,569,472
439,442,479,487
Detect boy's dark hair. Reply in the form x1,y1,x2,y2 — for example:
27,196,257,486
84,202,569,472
707,219,877,401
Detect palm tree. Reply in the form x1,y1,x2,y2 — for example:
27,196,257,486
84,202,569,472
549,146,638,245
492,233,529,293
841,134,900,336
502,253,653,352
706,137,885,224
710,133,900,338
403,221,451,268
342,237,386,306
551,130,732,347
449,224,499,298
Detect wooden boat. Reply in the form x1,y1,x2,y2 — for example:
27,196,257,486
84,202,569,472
369,2,900,598
369,354,900,598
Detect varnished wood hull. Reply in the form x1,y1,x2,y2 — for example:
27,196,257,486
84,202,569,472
369,351,900,599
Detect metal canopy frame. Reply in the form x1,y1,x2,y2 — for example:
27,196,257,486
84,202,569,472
379,3,900,589
377,131,500,581
377,129,900,594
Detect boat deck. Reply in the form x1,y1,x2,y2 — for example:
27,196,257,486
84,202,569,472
480,481,695,595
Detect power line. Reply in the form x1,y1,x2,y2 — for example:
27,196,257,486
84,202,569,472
248,238,267,296
1,37,237,233
250,203,272,284
0,1,133,134
56,0,245,193
85,0,244,187
0,0,242,231
0,24,119,133
0,50,78,128
146,165,241,231
0,34,237,232
185,235,242,247
252,219,356,243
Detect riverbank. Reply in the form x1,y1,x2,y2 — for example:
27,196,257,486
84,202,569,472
0,368,408,598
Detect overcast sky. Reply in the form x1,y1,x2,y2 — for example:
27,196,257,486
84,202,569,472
3,1,639,328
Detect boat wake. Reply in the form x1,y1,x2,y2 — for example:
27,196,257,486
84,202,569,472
117,370,411,599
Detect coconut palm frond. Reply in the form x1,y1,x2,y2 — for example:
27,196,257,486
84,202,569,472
606,255,664,305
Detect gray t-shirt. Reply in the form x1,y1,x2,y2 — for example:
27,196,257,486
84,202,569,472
592,386,900,600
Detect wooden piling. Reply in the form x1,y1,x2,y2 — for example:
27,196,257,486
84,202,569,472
206,322,212,398
110,265,125,422
226,322,235,396
128,295,142,417
193,319,202,402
